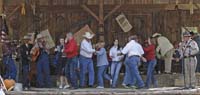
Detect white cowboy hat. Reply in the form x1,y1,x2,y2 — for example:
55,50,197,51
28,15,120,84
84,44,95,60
36,34,43,39
23,35,30,40
152,33,162,38
83,32,94,39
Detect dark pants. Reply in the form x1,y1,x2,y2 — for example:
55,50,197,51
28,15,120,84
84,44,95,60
22,64,30,88
36,53,51,88
196,54,200,72
68,56,78,88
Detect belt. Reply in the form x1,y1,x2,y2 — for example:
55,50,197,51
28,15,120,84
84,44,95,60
184,55,195,58
129,55,140,58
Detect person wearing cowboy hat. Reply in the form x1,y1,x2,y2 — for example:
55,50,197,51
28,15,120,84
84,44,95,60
20,35,33,90
179,31,199,89
152,33,174,74
31,33,51,88
79,32,95,88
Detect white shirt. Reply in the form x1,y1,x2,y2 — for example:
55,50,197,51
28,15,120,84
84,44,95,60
80,39,95,58
109,46,124,61
122,40,144,57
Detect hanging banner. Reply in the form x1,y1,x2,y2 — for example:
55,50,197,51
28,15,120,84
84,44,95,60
40,29,55,49
74,25,94,45
116,14,132,32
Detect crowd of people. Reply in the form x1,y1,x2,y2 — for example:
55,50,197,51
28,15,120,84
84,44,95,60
1,30,200,90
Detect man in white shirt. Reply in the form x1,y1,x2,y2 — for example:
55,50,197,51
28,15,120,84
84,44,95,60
121,35,145,89
79,32,95,88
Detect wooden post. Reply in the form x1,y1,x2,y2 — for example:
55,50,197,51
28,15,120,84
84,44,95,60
98,0,104,41
81,0,121,41
0,0,3,14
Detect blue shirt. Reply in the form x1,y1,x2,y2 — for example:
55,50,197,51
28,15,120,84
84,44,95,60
96,48,109,67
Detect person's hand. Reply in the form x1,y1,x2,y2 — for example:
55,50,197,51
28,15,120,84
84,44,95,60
65,37,68,43
141,57,147,62
148,38,151,45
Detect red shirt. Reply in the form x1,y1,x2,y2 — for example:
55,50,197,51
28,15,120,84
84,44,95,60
64,38,78,58
143,44,156,61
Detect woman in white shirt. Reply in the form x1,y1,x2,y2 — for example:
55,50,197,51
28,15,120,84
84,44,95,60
109,39,124,88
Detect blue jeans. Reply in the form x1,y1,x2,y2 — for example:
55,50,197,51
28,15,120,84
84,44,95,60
97,65,111,87
3,56,17,80
111,61,122,87
79,55,95,87
68,56,78,88
126,56,144,88
22,65,30,88
122,57,134,86
36,53,51,87
145,59,157,88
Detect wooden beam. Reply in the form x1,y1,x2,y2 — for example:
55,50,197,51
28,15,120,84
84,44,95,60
0,0,3,14
81,5,100,22
8,5,20,19
104,5,121,21
99,0,104,25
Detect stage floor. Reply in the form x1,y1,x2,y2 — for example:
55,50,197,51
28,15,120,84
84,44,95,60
6,87,200,95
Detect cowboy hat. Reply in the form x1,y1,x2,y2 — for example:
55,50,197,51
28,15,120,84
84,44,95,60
152,33,162,38
23,35,30,40
183,31,191,37
83,32,94,39
36,34,44,39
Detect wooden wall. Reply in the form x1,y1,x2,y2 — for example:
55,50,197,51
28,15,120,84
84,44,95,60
3,0,200,46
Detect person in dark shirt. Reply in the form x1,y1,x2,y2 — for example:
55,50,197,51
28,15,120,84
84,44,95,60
190,31,200,73
172,41,181,73
20,35,33,90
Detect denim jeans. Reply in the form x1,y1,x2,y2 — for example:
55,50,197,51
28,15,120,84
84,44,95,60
145,59,158,88
97,65,111,87
122,57,134,86
79,55,95,87
111,61,122,87
36,53,51,87
3,56,17,80
126,56,144,88
68,56,78,88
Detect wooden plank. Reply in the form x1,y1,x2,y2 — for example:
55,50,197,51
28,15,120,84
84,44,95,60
81,5,100,22
104,5,121,21
99,0,104,25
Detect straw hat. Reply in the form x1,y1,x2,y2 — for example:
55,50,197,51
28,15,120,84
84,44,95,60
83,32,94,39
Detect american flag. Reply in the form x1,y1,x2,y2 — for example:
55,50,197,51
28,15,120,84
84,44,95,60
0,16,9,43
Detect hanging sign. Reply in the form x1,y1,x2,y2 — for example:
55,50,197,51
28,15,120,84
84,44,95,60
116,14,132,32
